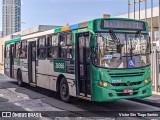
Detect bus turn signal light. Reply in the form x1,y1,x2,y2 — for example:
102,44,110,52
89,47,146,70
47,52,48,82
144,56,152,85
99,81,103,86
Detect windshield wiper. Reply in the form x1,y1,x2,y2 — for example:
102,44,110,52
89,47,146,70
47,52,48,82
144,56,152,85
130,38,133,59
109,30,118,44
109,30,121,54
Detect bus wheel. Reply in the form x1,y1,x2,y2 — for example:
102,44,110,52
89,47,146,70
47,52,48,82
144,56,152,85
60,78,70,102
17,70,23,87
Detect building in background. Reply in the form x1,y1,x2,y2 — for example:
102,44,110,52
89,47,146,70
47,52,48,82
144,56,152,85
115,7,160,47
2,0,21,37
0,31,2,38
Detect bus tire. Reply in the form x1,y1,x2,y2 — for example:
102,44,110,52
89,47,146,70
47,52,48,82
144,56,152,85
17,70,23,87
60,77,70,102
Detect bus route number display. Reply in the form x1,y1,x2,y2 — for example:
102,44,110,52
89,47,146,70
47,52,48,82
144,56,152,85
54,60,66,73
101,20,145,31
55,63,65,69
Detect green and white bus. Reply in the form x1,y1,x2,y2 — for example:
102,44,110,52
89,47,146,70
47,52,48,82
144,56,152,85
4,18,152,102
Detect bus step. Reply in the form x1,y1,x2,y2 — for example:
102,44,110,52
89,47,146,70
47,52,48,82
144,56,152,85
30,83,37,87
77,95,91,101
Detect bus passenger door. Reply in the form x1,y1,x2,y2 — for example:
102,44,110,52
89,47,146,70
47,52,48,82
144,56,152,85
76,32,91,97
4,45,10,77
28,41,36,84
10,44,14,78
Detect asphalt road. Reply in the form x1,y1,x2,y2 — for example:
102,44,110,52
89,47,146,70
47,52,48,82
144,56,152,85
0,74,159,120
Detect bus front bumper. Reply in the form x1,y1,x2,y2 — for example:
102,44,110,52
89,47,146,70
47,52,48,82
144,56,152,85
92,82,152,102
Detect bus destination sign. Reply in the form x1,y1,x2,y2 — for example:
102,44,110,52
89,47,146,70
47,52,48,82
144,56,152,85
101,20,146,31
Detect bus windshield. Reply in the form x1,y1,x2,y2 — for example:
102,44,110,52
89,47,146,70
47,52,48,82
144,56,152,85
94,32,151,69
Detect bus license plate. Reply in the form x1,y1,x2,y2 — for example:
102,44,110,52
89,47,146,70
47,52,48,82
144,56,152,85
123,89,133,94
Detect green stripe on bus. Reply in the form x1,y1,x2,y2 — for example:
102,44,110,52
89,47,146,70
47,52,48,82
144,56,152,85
54,28,61,33
5,38,21,45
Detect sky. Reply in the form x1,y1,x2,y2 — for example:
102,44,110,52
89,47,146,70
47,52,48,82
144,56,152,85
0,0,159,31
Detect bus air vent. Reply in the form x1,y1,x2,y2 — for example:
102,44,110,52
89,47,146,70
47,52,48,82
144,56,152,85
112,81,142,87
109,72,145,77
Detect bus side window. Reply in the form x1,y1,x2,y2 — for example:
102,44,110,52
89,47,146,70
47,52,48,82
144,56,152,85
59,33,73,59
5,44,10,58
14,44,16,58
15,42,21,58
66,33,73,59
52,34,58,59
59,34,67,58
47,35,53,59
11,44,15,58
20,41,27,59
37,37,46,59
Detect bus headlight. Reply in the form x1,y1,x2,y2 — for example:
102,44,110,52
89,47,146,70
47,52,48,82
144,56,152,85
145,77,151,83
103,82,108,87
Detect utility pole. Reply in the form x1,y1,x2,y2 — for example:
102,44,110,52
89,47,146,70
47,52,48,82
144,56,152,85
151,0,153,50
128,0,130,18
134,0,136,19
150,0,155,92
139,0,141,19
159,0,160,46
128,0,146,19
128,0,136,19
145,0,147,21
157,0,160,92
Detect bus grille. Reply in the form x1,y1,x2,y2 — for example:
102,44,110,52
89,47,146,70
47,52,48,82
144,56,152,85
111,81,142,86
115,88,139,93
109,72,145,77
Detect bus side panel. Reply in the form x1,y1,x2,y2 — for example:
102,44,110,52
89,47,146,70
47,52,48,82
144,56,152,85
52,73,76,97
36,60,50,89
49,60,76,97
48,61,56,91
49,76,57,91
20,59,29,83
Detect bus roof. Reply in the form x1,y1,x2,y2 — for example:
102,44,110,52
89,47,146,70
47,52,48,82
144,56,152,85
54,18,147,33
4,18,148,44
5,38,21,45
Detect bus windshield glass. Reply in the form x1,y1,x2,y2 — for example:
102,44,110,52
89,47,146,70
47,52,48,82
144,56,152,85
94,32,150,69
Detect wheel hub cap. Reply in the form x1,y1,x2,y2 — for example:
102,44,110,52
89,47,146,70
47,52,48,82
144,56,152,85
61,84,67,95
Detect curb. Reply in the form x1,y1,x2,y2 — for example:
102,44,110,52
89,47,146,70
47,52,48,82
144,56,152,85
152,91,160,95
129,98,160,107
